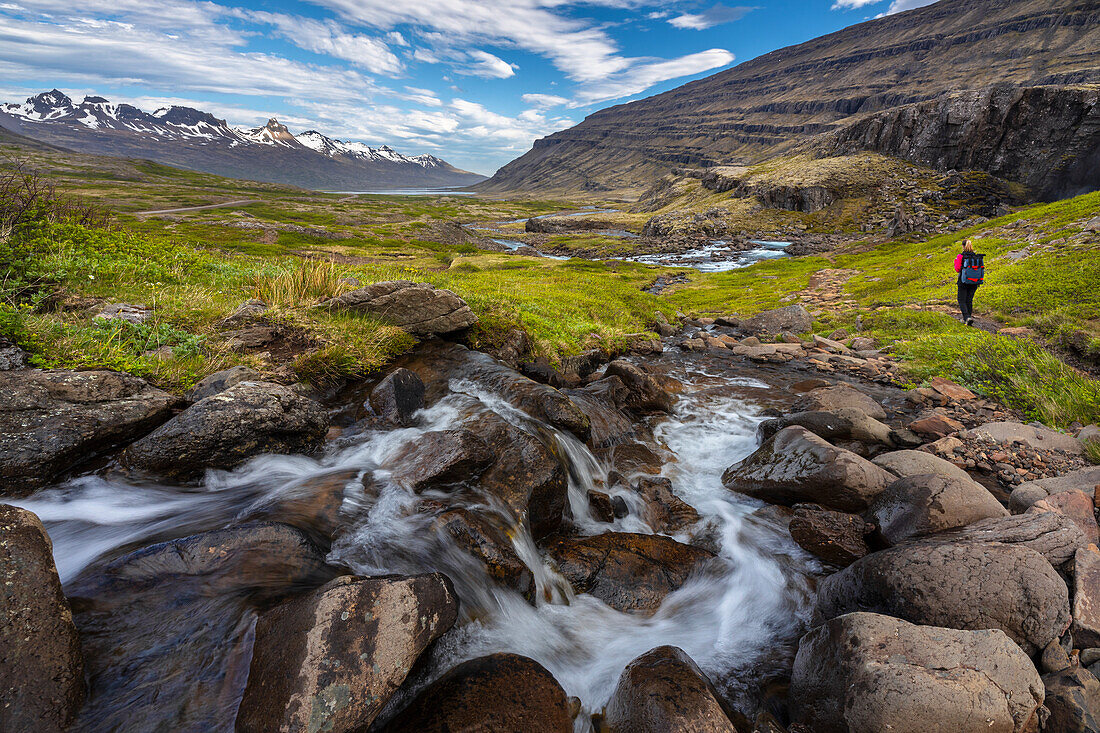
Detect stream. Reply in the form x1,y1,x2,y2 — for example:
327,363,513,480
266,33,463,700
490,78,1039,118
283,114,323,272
13,348,816,731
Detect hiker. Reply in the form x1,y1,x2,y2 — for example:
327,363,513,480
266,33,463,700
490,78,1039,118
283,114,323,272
954,239,984,326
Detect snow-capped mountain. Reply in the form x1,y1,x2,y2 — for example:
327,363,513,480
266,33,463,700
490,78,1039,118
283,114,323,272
0,91,485,189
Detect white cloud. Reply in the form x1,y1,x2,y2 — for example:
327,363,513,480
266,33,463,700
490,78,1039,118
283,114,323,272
522,93,569,108
571,48,735,106
830,0,880,8
459,50,517,79
880,0,937,14
669,5,754,31
238,10,403,76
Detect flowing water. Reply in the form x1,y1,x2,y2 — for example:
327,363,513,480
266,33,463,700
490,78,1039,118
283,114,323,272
13,350,815,730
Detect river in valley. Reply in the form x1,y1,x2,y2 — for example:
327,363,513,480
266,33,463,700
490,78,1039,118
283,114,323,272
13,346,817,731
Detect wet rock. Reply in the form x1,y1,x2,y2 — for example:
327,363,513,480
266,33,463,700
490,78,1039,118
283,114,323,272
546,532,715,614
433,508,534,599
0,337,28,371
869,473,1007,545
185,365,260,402
759,408,892,448
791,612,1044,733
68,523,339,732
380,653,572,733
1043,664,1100,733
0,369,179,494
962,421,1083,455
929,512,1087,568
94,302,151,324
566,377,636,449
788,505,870,566
604,645,748,733
319,280,477,336
388,429,492,490
815,540,1070,654
240,468,371,544
1011,466,1100,512
633,476,700,532
791,383,887,421
368,368,425,427
237,573,458,733
739,305,812,336
122,381,328,479
604,360,674,413
0,505,84,731
399,342,590,439
1027,490,1099,545
722,426,894,512
587,489,616,522
468,411,569,540
872,449,973,483
1073,549,1100,650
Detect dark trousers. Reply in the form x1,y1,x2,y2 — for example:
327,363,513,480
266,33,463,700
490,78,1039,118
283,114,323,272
958,283,978,321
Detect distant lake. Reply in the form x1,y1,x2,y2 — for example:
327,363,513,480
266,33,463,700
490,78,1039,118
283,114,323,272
322,188,477,196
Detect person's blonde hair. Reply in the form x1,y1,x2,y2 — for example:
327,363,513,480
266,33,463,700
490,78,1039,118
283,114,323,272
962,239,974,252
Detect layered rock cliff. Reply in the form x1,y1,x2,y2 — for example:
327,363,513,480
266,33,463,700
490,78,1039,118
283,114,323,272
479,0,1100,198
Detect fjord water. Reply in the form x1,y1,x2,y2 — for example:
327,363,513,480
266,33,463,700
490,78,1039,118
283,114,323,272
14,353,814,729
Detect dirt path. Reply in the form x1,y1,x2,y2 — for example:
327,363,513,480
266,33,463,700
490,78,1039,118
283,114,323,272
133,199,259,216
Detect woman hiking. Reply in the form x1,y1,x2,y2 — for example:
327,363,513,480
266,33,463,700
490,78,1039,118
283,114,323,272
954,239,984,326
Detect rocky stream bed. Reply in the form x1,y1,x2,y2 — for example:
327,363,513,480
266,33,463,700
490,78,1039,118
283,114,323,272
3,296,1100,732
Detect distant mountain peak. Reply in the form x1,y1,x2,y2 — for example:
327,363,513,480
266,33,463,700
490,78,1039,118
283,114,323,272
0,90,485,189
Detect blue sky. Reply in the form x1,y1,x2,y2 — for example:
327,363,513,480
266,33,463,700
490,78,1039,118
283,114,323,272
0,0,935,174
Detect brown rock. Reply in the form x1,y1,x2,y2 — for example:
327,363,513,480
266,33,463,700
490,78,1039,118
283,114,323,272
0,505,84,731
237,573,458,733
604,360,674,413
791,612,1044,733
722,426,894,512
928,376,977,401
1043,664,1100,733
788,506,870,566
907,412,965,439
587,489,616,522
869,473,1008,545
388,429,492,490
604,646,748,733
319,280,477,336
962,421,1083,455
791,383,886,420
380,653,572,733
1011,466,1100,512
545,532,715,614
433,509,534,599
1073,548,1100,650
1027,490,1100,546
634,476,700,532
367,368,425,427
930,512,1088,568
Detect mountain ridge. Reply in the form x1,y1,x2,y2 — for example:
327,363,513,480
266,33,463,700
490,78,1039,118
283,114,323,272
479,0,1100,198
1,91,485,190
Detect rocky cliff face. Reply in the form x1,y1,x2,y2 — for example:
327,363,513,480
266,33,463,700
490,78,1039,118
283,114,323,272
479,0,1100,197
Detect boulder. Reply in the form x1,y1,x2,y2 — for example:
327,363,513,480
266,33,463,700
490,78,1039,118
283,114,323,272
433,508,534,599
236,573,458,733
223,325,277,350
633,476,700,533
219,298,267,326
604,360,674,413
790,612,1044,733
927,377,977,401
545,532,715,614
1073,549,1100,650
791,383,887,421
121,381,329,479
0,505,84,731
739,305,812,336
869,473,1008,545
466,411,569,540
907,412,965,439
929,512,1087,568
722,426,895,512
319,280,477,336
388,429,492,491
962,421,1083,455
565,377,636,450
815,541,1070,654
398,342,590,439
873,449,973,484
759,408,893,447
1011,466,1100,512
380,653,572,732
67,523,339,731
812,335,849,353
788,505,871,566
0,369,179,494
184,365,260,402
1043,664,1100,733
604,645,747,733
1027,490,1099,545
368,368,425,427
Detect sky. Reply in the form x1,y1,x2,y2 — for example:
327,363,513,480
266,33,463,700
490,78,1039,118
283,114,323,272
0,0,936,175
